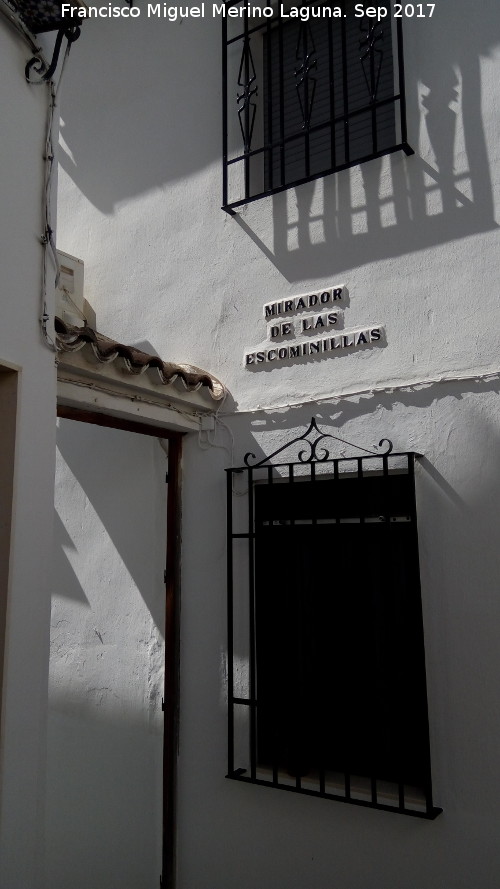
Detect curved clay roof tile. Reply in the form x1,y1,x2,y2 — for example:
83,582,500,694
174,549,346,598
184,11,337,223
55,317,225,401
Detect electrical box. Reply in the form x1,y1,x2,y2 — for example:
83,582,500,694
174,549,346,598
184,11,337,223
55,250,96,329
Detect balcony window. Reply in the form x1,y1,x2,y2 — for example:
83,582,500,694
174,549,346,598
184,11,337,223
222,0,413,213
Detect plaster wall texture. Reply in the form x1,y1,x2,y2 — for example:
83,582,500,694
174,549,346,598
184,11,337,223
55,2,500,410
46,419,166,889
51,1,500,887
0,21,57,889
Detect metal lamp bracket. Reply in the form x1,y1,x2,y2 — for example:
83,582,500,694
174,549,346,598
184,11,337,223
25,24,81,83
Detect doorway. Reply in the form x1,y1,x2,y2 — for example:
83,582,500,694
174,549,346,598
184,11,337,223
46,411,181,889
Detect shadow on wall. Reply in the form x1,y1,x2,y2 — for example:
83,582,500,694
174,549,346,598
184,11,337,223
58,15,222,214
233,375,500,457
54,419,167,634
237,3,500,279
45,700,162,889
48,420,166,888
58,3,500,280
52,508,91,605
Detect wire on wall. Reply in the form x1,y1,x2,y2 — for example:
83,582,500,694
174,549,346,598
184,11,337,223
197,393,250,494
38,39,73,352
1,0,73,351
198,391,233,457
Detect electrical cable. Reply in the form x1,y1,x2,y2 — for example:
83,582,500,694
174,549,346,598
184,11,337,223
39,38,73,351
197,391,251,493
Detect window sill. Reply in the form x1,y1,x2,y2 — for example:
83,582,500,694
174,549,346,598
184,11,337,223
227,768,442,819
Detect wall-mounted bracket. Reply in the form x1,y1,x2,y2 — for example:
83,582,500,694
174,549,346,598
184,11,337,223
25,24,81,83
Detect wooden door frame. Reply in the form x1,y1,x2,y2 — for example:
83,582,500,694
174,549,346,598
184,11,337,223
57,405,182,889
0,367,18,749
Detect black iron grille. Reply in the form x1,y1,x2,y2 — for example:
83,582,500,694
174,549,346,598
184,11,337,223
222,0,413,213
8,1,82,33
226,425,441,818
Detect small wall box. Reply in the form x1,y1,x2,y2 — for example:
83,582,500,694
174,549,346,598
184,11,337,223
56,250,96,328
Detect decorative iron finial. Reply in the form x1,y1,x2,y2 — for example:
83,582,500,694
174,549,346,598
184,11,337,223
244,417,393,468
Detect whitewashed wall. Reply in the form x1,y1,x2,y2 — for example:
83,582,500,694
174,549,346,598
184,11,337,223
0,19,57,889
56,2,500,410
54,2,500,887
46,419,166,889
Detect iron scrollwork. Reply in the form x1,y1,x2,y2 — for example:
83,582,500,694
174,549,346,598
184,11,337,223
244,417,393,467
359,16,385,102
25,24,81,83
237,38,258,152
295,23,317,129
7,0,84,84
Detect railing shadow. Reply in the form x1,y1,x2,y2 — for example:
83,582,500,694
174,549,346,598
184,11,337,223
236,8,499,280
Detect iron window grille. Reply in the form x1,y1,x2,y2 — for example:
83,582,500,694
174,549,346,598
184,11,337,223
226,419,441,819
222,0,413,214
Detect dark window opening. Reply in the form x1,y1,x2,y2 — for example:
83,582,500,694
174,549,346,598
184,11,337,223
263,5,397,190
226,448,441,818
256,482,427,788
222,0,413,213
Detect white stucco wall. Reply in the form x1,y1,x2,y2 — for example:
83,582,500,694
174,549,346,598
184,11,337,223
46,419,166,889
53,1,500,887
55,1,500,410
0,18,57,889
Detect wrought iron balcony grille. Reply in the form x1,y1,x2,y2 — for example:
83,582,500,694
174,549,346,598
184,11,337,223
226,420,441,818
7,1,83,33
222,0,413,213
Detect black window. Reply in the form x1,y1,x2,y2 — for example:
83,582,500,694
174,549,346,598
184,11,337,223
226,422,441,818
222,1,413,213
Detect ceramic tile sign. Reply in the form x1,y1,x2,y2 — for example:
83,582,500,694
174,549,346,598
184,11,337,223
244,286,385,367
